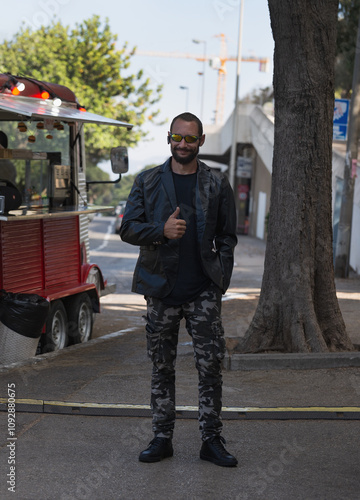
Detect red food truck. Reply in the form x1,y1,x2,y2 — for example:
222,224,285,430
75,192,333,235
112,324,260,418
0,73,132,354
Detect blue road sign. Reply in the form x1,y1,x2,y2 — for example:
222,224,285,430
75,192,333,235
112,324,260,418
333,98,350,141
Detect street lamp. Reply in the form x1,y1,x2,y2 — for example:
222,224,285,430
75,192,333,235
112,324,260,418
192,39,207,121
228,0,245,190
179,85,189,110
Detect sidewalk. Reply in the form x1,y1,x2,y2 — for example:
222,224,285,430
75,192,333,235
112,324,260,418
0,236,360,499
224,235,360,369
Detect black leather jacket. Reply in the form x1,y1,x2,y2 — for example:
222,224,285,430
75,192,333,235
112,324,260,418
119,158,237,297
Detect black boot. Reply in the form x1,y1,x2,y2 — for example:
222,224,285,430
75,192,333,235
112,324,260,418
139,437,173,463
200,436,238,467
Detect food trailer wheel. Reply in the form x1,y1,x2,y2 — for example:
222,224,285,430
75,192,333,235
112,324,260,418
41,300,69,353
68,293,94,344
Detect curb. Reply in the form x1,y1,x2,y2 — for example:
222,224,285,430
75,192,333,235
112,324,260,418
1,398,360,420
223,351,360,371
2,330,360,373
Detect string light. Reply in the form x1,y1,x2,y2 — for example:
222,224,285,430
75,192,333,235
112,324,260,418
40,88,50,100
2,74,65,107
2,75,26,95
53,97,62,107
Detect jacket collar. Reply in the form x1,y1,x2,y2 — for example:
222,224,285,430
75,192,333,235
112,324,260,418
160,157,210,174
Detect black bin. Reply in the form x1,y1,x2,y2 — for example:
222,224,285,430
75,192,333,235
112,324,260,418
0,290,49,365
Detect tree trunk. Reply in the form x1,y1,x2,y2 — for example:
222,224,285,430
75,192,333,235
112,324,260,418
235,0,355,353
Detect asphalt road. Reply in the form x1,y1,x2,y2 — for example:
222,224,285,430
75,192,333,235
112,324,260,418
89,214,139,296
88,215,147,340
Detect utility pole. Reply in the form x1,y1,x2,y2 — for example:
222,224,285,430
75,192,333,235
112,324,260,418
334,15,360,278
192,39,207,121
179,85,189,110
228,0,245,190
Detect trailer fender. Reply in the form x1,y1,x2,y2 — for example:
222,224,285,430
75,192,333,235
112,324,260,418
82,263,104,295
82,264,105,314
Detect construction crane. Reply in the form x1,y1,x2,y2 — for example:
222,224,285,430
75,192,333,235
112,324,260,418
136,33,270,124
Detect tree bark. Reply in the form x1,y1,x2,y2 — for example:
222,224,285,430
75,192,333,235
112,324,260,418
235,0,355,353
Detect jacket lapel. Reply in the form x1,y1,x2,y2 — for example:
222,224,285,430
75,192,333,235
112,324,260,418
160,159,177,212
195,161,211,240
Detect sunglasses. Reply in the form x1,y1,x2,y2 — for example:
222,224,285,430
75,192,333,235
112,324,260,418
169,133,200,144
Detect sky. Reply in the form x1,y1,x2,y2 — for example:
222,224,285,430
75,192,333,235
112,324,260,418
1,0,275,176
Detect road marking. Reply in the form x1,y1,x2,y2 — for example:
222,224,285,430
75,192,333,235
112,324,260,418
100,328,138,339
222,292,248,301
91,220,114,252
1,399,359,419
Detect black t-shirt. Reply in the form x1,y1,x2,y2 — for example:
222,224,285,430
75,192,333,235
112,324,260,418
162,171,210,305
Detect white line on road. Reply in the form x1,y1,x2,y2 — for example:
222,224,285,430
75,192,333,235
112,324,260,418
92,220,115,252
99,327,139,340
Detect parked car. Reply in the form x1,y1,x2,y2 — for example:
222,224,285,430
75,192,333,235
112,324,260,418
114,201,127,233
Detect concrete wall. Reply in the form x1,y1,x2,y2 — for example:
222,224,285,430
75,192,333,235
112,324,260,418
332,148,360,274
204,104,256,156
248,106,274,174
249,154,272,239
350,163,360,274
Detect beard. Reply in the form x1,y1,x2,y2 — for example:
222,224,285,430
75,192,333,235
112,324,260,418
171,145,199,165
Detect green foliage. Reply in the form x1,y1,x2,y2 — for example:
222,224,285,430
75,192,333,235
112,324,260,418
85,163,157,209
0,15,163,164
240,86,274,105
112,164,157,203
0,15,163,207
242,4,360,101
336,0,360,97
112,173,137,202
86,162,114,206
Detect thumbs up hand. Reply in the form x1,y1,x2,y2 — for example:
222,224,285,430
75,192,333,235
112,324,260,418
164,207,186,239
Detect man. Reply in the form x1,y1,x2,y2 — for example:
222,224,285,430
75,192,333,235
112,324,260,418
120,112,238,467
0,131,17,184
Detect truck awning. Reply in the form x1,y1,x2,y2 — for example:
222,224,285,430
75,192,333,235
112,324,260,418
0,94,133,129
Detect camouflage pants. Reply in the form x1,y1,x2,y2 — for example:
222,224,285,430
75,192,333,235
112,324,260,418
145,283,225,440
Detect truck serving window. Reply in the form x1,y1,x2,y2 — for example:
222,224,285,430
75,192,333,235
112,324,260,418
0,121,70,208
